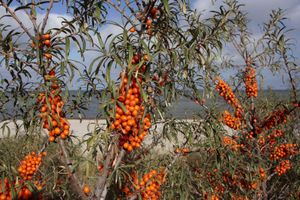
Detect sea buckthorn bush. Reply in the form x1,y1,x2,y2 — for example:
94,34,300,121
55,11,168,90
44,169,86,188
0,0,299,200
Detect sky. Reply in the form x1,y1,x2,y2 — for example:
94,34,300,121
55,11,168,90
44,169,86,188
0,0,299,90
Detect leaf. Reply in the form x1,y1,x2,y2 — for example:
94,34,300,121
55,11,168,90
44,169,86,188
14,6,30,12
65,37,70,57
162,0,171,16
96,32,105,50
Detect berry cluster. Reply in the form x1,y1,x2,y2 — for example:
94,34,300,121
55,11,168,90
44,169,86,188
129,7,159,36
270,143,298,160
222,171,258,191
222,111,242,130
223,136,245,151
37,70,70,142
111,51,153,152
244,66,258,98
0,178,34,200
216,77,241,109
18,152,46,181
266,130,284,146
274,160,292,176
216,77,243,130
31,34,52,60
33,180,46,191
258,167,266,180
260,109,288,131
174,147,190,154
111,76,151,152
144,7,159,36
122,169,166,200
206,170,225,198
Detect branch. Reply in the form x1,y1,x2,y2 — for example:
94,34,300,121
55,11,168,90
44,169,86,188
100,149,126,200
0,0,34,40
91,135,125,200
282,50,298,103
41,0,55,34
106,0,135,27
21,0,38,35
58,139,87,200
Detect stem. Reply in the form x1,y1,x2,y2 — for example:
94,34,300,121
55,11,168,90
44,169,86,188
106,0,135,27
21,0,38,35
91,135,120,199
282,50,298,103
41,0,55,34
0,0,34,40
58,139,87,200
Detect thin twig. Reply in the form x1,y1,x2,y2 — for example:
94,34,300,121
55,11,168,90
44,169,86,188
41,0,55,34
0,0,34,40
21,1,38,35
282,50,298,103
106,0,135,27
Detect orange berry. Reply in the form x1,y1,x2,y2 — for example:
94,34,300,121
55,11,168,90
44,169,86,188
146,19,153,26
49,136,55,142
43,40,51,47
42,34,51,40
44,53,52,60
129,27,136,33
54,127,61,135
83,185,90,195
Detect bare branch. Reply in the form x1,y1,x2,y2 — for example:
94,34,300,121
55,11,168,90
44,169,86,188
41,0,55,34
0,0,34,40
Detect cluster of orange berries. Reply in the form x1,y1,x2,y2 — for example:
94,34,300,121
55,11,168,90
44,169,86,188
265,129,284,146
133,54,149,72
222,110,242,130
203,192,222,200
174,147,190,154
17,152,46,181
0,178,37,200
270,143,298,160
244,66,258,98
129,7,159,36
122,169,166,200
223,171,258,190
111,76,151,152
274,160,292,176
33,180,45,191
258,167,266,180
37,70,70,142
216,77,241,109
223,136,245,151
31,33,52,60
144,7,159,36
260,109,288,131
258,130,285,149
206,170,226,199
206,170,256,200
216,77,243,130
111,51,152,152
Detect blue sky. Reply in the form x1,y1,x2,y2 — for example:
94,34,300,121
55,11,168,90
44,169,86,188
1,0,299,90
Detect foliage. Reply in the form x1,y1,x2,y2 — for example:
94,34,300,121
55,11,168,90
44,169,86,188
0,0,299,200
